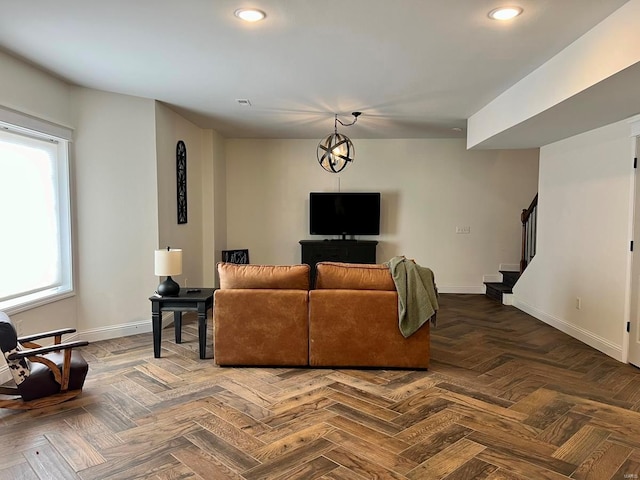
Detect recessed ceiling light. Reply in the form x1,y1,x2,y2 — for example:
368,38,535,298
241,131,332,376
488,6,523,20
234,8,266,22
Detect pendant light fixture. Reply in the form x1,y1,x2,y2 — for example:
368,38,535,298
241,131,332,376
317,112,361,173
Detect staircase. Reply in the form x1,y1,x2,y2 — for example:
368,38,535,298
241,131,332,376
484,193,536,304
485,270,520,303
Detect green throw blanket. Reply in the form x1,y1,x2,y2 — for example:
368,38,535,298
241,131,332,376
385,256,439,338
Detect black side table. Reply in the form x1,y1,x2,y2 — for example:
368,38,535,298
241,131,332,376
149,288,215,359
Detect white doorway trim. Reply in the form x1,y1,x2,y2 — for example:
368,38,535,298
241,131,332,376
627,115,640,367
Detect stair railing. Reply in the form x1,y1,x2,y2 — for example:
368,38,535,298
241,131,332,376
520,193,538,273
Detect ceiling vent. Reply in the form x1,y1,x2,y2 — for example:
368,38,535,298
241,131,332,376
236,99,252,106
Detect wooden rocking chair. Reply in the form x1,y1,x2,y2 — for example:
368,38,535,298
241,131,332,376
0,311,89,410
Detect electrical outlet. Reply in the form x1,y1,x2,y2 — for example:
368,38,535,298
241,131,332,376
455,226,471,234
576,297,582,310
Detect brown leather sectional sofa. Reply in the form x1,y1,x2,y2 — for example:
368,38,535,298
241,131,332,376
214,261,431,369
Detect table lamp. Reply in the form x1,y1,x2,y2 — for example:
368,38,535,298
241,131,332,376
154,247,182,296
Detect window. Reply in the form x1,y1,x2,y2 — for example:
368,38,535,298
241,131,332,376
0,111,73,313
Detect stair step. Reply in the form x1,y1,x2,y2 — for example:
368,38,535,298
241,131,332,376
484,282,513,303
485,282,513,293
500,270,521,289
485,270,521,303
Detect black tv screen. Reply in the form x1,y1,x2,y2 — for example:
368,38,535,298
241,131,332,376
310,192,381,236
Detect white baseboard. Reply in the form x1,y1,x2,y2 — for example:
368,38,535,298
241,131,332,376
502,293,514,305
64,313,174,343
69,319,152,343
513,297,624,362
438,286,485,294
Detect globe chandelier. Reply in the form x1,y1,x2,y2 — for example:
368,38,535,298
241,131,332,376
317,112,361,173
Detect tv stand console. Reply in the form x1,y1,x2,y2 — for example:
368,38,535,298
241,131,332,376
300,240,378,285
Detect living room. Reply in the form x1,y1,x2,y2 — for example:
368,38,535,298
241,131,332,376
2,1,640,478
0,64,540,354
2,0,640,370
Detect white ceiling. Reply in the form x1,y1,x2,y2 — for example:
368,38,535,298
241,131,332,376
0,0,631,142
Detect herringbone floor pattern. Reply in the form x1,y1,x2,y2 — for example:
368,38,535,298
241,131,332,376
1,294,640,479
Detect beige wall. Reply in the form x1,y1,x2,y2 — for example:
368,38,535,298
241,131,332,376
155,103,205,288
514,119,634,361
0,50,72,128
203,129,227,287
154,104,228,288
225,138,539,292
72,88,159,335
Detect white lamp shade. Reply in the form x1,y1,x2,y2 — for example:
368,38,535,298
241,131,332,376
154,249,182,276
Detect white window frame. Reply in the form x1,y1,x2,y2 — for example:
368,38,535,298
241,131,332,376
0,106,74,314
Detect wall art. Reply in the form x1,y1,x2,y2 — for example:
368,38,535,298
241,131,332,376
176,140,187,224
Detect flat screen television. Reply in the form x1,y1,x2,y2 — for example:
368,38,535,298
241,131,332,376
310,192,381,237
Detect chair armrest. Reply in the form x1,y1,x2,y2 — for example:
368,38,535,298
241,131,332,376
18,328,77,344
7,340,88,360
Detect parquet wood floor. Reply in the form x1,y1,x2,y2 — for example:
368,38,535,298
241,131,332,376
2,294,640,479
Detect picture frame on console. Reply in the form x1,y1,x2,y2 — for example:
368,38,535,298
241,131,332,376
222,249,250,264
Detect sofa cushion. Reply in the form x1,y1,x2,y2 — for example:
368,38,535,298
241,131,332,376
218,263,310,290
214,289,309,366
309,289,430,368
315,262,395,291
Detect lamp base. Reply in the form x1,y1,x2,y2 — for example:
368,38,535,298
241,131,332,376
157,276,180,296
